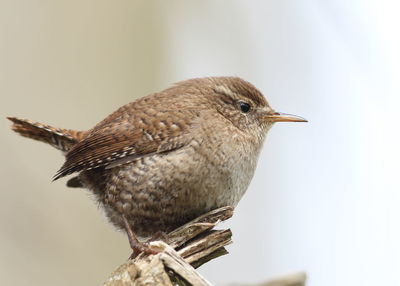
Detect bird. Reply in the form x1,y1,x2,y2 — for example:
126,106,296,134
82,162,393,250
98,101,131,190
8,76,306,256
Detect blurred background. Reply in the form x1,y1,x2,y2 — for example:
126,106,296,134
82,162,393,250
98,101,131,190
1,1,399,285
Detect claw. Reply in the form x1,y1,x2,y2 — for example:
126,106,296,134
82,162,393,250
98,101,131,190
123,215,159,259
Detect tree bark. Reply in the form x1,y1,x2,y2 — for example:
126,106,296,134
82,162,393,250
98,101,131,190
103,207,306,286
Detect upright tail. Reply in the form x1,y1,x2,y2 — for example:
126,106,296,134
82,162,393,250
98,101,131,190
7,117,86,153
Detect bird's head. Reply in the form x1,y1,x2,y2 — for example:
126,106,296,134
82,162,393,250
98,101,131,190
203,77,307,138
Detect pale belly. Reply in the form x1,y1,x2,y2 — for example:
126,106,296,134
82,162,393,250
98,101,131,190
81,140,258,238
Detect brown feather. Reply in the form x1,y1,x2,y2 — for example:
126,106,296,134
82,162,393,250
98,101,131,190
53,96,202,180
7,117,86,152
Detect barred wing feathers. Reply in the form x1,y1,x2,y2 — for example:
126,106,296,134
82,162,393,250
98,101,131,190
53,107,200,180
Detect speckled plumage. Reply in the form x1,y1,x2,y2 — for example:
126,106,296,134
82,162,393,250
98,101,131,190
8,77,306,239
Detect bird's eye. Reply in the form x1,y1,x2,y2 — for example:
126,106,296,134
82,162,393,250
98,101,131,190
239,102,251,113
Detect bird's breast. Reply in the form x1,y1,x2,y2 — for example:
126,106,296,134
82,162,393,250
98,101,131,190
189,125,262,208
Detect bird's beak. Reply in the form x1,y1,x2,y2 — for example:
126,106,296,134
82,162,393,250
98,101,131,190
264,112,308,123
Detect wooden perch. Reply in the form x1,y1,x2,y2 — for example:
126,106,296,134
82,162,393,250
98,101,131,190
104,206,306,286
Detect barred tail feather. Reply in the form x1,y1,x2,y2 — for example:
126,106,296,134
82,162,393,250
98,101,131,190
7,117,85,152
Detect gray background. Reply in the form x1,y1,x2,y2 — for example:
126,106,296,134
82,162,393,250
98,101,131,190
1,1,399,285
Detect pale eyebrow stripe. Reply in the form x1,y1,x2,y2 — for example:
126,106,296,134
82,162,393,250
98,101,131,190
213,85,248,102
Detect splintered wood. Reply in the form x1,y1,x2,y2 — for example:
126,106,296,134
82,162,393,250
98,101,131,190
104,206,306,286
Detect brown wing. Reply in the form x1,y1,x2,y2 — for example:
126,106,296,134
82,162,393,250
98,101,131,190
53,103,200,180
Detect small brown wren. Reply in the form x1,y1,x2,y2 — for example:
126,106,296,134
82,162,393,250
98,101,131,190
8,77,306,255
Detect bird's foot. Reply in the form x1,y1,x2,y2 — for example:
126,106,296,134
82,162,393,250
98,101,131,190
128,242,158,259
123,215,159,259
